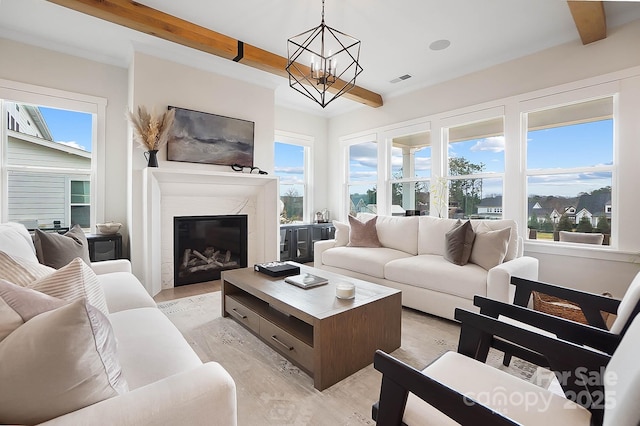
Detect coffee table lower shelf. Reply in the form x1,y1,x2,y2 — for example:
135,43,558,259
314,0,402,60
222,267,402,391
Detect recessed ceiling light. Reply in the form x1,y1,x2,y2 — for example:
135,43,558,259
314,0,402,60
429,39,451,51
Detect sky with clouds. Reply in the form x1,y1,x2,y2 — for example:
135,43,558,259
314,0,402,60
39,106,92,152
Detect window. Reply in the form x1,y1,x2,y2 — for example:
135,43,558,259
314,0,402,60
445,116,505,219
389,130,431,215
525,96,614,244
348,139,378,216
2,100,94,230
275,138,309,223
70,180,91,227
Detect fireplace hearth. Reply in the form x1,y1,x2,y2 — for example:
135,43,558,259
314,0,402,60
174,215,248,286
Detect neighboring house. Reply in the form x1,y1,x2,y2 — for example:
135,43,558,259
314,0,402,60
526,191,612,228
6,103,91,229
476,196,503,219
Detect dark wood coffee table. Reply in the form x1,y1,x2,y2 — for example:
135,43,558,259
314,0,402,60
221,263,402,390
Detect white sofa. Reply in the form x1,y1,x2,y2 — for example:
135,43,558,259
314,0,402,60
314,215,539,320
0,223,237,425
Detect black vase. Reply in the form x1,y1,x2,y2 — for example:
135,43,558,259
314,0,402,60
144,150,159,167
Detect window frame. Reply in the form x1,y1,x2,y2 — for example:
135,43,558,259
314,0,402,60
385,121,432,216
519,84,618,248
274,130,313,223
441,107,506,220
0,79,107,230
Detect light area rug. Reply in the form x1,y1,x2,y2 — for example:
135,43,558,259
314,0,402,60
158,292,544,426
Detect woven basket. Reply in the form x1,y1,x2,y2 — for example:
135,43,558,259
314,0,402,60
532,291,610,325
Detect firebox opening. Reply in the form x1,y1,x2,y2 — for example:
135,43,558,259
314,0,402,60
173,215,248,286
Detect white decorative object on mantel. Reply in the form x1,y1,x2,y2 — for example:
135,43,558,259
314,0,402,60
140,168,279,296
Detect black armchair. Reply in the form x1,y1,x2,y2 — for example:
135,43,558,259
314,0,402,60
372,307,640,425
480,275,640,367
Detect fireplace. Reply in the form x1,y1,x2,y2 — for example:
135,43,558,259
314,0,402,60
173,215,248,286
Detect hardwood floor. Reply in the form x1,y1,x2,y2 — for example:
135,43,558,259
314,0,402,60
153,279,221,303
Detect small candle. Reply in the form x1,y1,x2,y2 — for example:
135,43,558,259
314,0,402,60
336,282,355,299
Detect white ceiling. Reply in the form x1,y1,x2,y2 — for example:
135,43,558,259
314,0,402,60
1,0,640,116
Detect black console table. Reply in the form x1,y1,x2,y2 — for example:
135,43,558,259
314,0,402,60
86,233,122,262
280,223,335,263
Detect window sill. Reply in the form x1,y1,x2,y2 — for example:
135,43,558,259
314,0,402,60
524,240,640,263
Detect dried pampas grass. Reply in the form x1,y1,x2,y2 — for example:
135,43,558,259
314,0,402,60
127,106,175,151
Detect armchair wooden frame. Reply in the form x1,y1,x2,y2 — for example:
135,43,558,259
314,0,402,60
373,308,612,425
488,276,640,367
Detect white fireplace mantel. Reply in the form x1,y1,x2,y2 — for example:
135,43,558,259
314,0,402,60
140,168,279,295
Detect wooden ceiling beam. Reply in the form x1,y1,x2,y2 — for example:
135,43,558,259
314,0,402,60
567,1,607,45
46,0,383,108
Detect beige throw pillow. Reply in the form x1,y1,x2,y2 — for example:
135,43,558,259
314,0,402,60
469,225,511,270
0,299,128,425
333,220,350,247
27,257,109,315
444,220,476,266
347,215,382,248
0,251,54,286
0,279,67,342
34,224,92,269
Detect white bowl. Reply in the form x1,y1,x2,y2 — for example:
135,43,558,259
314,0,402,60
96,222,122,234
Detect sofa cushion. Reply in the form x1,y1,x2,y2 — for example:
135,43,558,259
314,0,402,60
385,255,488,300
109,307,203,389
359,213,419,255
347,215,382,248
444,220,475,266
332,220,349,247
418,216,459,256
0,222,38,263
99,271,157,313
470,219,519,261
0,279,67,341
34,224,92,268
0,250,54,286
0,299,128,425
322,246,412,279
469,224,511,270
27,257,109,316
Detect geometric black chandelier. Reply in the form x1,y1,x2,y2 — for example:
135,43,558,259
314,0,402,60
286,0,363,108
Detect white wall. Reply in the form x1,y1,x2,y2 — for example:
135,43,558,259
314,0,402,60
128,52,276,285
325,19,640,296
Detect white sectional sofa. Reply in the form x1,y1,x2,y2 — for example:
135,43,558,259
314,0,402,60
314,214,539,320
0,223,237,425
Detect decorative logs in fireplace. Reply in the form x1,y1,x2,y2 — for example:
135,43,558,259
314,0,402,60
179,247,238,275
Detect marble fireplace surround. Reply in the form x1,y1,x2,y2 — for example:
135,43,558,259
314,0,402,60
141,168,279,295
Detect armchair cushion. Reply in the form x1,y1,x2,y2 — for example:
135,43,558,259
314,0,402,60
404,351,591,425
610,272,640,334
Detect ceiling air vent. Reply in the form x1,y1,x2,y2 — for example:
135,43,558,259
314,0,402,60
390,74,412,84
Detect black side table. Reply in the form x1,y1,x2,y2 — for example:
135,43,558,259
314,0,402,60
86,233,122,262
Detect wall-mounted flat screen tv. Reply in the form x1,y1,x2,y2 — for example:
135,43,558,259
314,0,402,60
167,106,254,167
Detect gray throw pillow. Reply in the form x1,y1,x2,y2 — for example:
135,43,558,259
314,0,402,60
34,225,91,269
347,215,382,248
444,220,476,266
